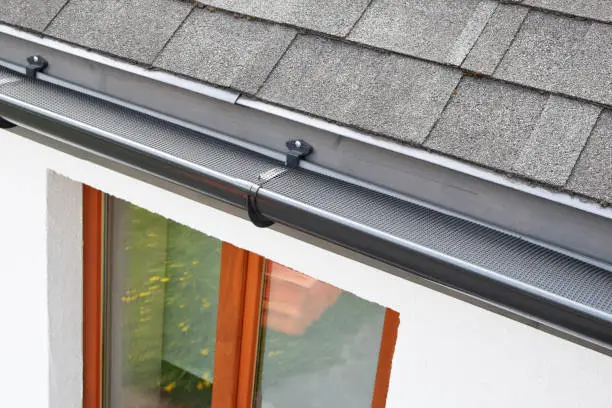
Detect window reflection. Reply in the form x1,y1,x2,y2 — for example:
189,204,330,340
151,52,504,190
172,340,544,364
256,262,387,408
108,199,220,408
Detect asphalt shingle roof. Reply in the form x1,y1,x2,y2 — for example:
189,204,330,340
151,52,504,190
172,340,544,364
511,96,601,186
424,77,548,172
46,0,192,63
348,0,496,65
258,35,462,143
461,4,528,75
0,0,68,31
523,0,612,23
204,0,371,36
1,0,611,206
495,11,612,106
567,110,612,203
154,11,296,94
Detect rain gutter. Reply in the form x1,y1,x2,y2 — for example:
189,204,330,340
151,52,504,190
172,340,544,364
1,24,612,351
0,24,611,269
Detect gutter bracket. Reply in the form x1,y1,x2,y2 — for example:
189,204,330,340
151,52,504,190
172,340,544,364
245,167,288,228
26,55,48,79
285,139,313,169
246,185,274,228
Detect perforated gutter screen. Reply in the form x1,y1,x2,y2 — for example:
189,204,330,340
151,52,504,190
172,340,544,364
1,68,611,348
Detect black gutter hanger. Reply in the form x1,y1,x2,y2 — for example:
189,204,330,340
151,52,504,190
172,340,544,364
26,55,48,79
285,139,313,169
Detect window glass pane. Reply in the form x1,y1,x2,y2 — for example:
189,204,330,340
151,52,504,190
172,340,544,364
255,261,387,408
107,198,220,408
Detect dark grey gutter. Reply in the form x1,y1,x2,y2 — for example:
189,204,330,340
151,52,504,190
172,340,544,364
1,70,611,349
1,25,612,272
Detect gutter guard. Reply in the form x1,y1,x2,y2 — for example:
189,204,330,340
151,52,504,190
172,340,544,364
1,69,612,349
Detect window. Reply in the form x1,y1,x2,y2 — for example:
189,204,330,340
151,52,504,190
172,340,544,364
255,262,396,408
84,186,399,408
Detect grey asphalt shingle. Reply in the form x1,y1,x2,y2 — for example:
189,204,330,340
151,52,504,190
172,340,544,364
154,10,296,94
258,35,462,143
45,0,193,64
495,11,612,106
0,0,67,31
566,22,612,106
445,1,498,66
348,0,496,65
424,76,547,171
566,110,612,203
512,96,601,186
461,4,528,75
204,0,370,36
523,0,612,23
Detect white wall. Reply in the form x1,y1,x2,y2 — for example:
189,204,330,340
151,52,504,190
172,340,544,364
1,128,611,407
46,172,83,408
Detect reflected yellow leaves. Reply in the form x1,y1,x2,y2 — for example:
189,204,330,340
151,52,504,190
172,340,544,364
196,380,211,390
163,382,176,392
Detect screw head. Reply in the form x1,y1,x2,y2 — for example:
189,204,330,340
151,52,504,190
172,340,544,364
294,140,302,148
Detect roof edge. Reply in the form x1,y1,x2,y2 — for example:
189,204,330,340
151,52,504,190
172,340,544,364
1,23,612,269
0,24,240,104
237,95,612,220
1,23,608,215
2,93,611,352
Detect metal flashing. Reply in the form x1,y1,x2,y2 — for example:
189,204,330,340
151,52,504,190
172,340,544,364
237,94,612,220
1,24,612,270
0,24,240,104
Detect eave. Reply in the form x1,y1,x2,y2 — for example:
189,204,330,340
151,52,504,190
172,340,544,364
1,24,611,351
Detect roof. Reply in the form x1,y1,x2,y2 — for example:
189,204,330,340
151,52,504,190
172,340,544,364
2,0,611,205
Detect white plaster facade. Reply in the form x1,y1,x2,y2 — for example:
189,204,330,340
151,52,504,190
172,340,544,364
1,128,611,407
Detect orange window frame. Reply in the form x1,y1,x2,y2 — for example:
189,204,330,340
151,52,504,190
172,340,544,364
83,185,103,408
83,186,399,408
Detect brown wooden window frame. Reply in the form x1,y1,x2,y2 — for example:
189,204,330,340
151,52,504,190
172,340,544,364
83,185,399,408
